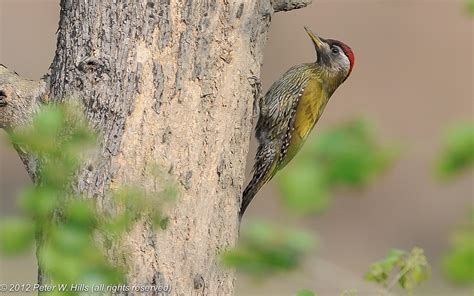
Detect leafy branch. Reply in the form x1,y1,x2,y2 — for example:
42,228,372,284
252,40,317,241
0,102,177,295
222,221,315,277
277,118,397,214
435,123,474,179
442,208,474,285
365,247,430,293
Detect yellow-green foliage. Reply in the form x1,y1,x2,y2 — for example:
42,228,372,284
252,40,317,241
466,0,474,15
442,208,474,285
0,102,176,295
0,102,123,294
222,221,315,277
277,119,396,214
296,289,316,296
435,123,474,179
0,217,35,254
365,247,430,292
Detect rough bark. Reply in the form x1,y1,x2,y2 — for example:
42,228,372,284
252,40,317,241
0,65,48,181
0,0,311,295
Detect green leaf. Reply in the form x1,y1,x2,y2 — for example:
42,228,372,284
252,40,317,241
365,247,430,291
222,222,315,277
277,118,397,215
2,102,180,288
397,248,430,292
466,0,474,15
296,289,316,296
442,209,474,284
310,119,395,187
19,186,59,219
65,200,98,230
443,244,474,284
0,218,35,255
277,164,329,214
436,123,474,179
380,249,406,270
52,226,91,254
364,262,389,285
364,249,405,285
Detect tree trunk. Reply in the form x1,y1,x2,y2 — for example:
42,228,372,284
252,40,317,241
0,0,311,295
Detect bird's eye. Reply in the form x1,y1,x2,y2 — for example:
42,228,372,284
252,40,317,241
331,47,339,55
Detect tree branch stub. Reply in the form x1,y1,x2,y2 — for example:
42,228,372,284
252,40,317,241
272,0,312,12
0,64,48,130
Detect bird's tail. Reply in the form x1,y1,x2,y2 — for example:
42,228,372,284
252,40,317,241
240,142,278,219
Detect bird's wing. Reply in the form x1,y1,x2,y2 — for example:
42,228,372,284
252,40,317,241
256,64,311,142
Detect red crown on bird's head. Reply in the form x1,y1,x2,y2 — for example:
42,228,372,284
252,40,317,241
326,39,355,78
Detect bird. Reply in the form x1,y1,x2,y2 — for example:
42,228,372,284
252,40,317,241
240,27,355,219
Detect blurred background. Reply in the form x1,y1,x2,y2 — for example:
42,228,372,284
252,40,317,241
0,0,472,295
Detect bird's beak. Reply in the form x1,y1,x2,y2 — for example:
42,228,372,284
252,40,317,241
304,27,327,63
305,27,323,49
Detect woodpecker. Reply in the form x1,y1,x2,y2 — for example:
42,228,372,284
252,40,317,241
240,27,355,218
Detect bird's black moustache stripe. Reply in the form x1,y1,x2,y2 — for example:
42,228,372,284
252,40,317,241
317,49,331,67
